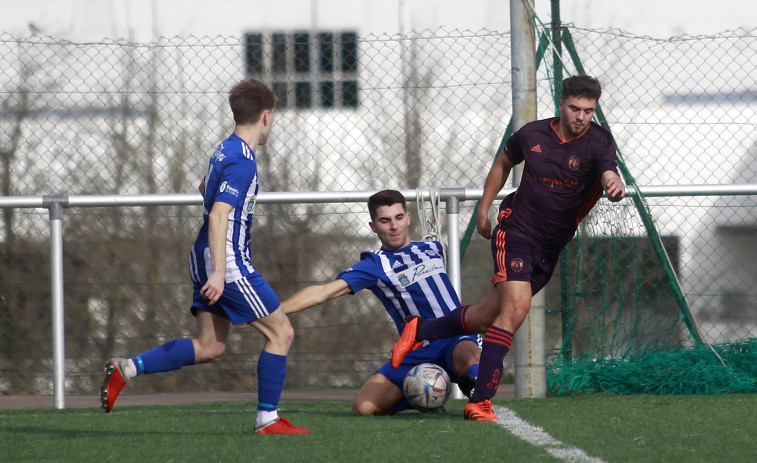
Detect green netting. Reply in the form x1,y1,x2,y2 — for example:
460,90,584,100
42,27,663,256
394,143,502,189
549,340,757,396
548,27,757,396
547,192,757,395
461,18,757,396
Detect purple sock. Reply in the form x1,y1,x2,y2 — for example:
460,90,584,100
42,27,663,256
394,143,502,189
417,305,471,340
470,326,513,402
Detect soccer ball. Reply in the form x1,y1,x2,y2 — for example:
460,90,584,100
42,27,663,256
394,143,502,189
402,363,451,410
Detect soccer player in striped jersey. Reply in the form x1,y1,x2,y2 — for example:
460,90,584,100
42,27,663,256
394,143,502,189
391,75,626,421
281,189,481,415
99,78,310,435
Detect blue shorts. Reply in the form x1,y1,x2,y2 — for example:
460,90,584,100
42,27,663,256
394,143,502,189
376,335,479,388
490,228,561,295
190,273,280,325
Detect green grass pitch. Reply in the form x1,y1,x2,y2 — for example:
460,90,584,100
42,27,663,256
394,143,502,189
1,394,755,462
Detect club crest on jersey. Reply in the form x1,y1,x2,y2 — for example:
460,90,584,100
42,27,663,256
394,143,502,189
510,258,524,272
568,155,581,171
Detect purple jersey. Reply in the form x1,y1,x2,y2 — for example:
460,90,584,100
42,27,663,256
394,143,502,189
498,118,618,251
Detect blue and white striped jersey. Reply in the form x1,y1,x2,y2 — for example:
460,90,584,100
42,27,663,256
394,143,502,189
189,133,259,284
337,240,462,335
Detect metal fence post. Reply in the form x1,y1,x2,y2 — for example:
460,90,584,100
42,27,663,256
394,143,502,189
444,191,462,296
510,0,545,399
44,195,68,409
444,189,465,399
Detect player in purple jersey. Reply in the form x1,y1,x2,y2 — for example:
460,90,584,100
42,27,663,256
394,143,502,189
391,75,626,421
99,79,309,435
281,190,481,415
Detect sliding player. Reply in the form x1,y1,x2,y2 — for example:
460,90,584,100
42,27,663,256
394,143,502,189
281,189,480,415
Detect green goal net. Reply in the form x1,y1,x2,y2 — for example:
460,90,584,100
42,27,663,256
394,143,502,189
549,28,757,396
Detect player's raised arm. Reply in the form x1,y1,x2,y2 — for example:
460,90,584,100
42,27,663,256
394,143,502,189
281,279,353,314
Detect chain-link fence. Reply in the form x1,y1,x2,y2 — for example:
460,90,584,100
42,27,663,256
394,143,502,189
0,26,755,396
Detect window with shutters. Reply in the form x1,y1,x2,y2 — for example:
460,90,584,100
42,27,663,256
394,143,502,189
244,31,359,110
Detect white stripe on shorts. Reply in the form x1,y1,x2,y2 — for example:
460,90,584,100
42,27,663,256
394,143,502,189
235,278,269,319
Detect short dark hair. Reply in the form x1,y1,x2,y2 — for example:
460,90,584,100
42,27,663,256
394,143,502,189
368,189,407,221
562,75,602,101
228,78,276,125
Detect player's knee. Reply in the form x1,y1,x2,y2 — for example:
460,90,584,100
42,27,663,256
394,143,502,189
453,341,481,370
352,400,379,416
279,320,295,347
268,317,295,351
508,304,531,329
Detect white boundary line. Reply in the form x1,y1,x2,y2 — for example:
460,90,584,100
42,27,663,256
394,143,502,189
493,406,607,463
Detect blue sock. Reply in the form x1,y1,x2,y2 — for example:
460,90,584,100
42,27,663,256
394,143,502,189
467,363,479,379
257,351,287,411
133,338,195,375
384,398,413,415
471,326,512,402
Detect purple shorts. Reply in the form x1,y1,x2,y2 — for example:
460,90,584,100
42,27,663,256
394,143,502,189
490,227,561,296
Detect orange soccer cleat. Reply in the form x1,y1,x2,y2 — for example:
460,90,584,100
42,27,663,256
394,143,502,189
255,417,311,435
100,358,130,413
463,399,498,421
390,316,423,368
